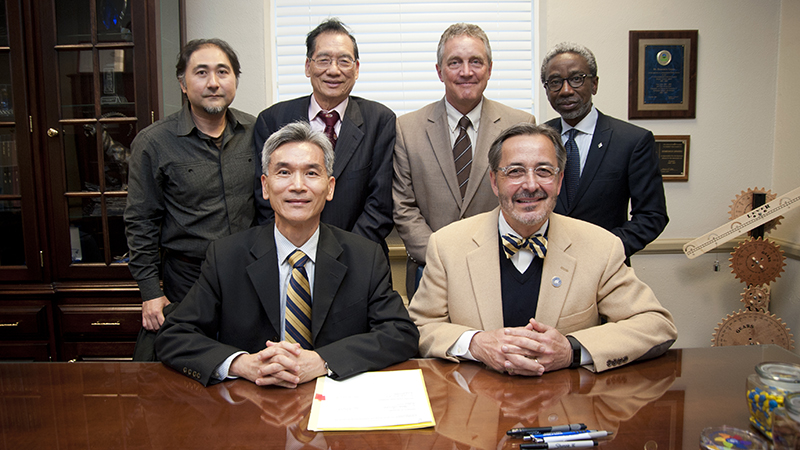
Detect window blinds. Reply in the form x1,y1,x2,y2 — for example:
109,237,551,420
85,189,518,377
273,0,535,116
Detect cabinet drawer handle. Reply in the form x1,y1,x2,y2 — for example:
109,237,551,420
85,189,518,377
0,322,20,327
91,321,121,326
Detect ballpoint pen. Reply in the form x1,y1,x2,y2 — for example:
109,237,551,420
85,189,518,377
523,430,600,439
525,431,614,442
521,439,599,449
508,423,587,436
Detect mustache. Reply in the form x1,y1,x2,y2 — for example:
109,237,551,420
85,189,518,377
556,96,580,106
512,189,547,201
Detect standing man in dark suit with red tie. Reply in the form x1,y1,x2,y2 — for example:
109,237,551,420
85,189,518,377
253,19,395,256
541,42,668,259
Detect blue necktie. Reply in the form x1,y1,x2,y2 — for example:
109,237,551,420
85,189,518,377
564,128,580,208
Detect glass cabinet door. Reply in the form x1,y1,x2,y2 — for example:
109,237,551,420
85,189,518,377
40,0,150,279
0,0,42,281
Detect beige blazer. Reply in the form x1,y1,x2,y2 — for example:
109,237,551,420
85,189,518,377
408,208,677,372
392,97,535,265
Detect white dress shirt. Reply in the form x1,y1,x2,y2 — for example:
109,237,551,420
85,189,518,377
308,95,348,138
444,97,483,157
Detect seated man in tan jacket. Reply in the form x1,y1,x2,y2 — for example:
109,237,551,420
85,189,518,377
408,122,676,375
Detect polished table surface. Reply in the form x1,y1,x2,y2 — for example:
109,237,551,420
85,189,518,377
1,345,798,449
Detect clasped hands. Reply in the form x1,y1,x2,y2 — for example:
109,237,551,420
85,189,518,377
468,318,573,376
229,341,327,388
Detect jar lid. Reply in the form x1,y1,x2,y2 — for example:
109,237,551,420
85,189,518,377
700,426,768,450
755,362,800,385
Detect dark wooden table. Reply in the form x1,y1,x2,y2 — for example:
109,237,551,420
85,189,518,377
0,345,797,449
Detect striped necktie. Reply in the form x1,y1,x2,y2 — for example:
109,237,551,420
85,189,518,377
502,234,548,259
452,115,473,199
285,249,313,349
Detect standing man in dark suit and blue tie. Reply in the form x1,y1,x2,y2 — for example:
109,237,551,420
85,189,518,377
541,42,668,259
253,19,395,256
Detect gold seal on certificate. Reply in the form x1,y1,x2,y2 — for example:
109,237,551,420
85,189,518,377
656,50,672,66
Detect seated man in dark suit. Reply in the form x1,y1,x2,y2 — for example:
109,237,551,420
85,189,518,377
156,122,418,387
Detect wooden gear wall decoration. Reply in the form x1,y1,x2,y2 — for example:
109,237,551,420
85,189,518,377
684,186,800,350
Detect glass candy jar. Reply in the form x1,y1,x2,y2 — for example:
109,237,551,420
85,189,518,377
746,362,800,438
772,393,800,450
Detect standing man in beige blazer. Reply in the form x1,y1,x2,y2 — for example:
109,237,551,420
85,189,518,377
408,123,676,375
393,23,535,299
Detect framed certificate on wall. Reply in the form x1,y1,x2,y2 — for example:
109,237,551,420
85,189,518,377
629,30,698,119
654,135,690,181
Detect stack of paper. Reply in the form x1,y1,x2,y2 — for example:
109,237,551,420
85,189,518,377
307,369,436,431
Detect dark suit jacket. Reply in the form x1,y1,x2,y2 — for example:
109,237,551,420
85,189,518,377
546,110,668,257
253,95,395,254
154,223,419,386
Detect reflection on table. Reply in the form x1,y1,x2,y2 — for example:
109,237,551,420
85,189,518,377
0,345,797,449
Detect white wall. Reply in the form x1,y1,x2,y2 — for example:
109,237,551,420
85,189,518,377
771,0,800,354
184,0,800,353
184,0,271,116
542,0,799,353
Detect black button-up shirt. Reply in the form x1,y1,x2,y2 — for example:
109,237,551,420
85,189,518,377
125,103,256,301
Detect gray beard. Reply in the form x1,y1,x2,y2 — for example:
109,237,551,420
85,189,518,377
559,101,592,121
203,105,227,115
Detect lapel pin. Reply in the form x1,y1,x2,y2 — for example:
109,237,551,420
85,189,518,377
551,276,562,287
598,142,603,148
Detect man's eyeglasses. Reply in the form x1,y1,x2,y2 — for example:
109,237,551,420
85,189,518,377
496,165,560,184
543,74,593,92
310,56,356,70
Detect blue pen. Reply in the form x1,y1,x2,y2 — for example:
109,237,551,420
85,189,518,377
523,430,599,439
525,431,613,442
508,423,587,436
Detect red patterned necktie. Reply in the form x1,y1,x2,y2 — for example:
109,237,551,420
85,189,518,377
318,110,339,148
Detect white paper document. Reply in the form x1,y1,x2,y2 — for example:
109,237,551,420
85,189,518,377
307,369,435,431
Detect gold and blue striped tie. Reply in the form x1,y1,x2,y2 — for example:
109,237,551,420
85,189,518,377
285,250,313,349
502,234,548,259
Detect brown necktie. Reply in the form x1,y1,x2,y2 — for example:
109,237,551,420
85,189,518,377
453,115,472,199
318,110,339,148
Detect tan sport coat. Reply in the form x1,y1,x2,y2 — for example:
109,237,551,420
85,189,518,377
392,97,535,266
408,208,677,372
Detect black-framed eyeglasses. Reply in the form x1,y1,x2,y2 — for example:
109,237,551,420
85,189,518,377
543,74,593,92
310,56,356,70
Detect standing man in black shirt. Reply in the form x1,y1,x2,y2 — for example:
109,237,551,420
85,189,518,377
125,39,255,358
